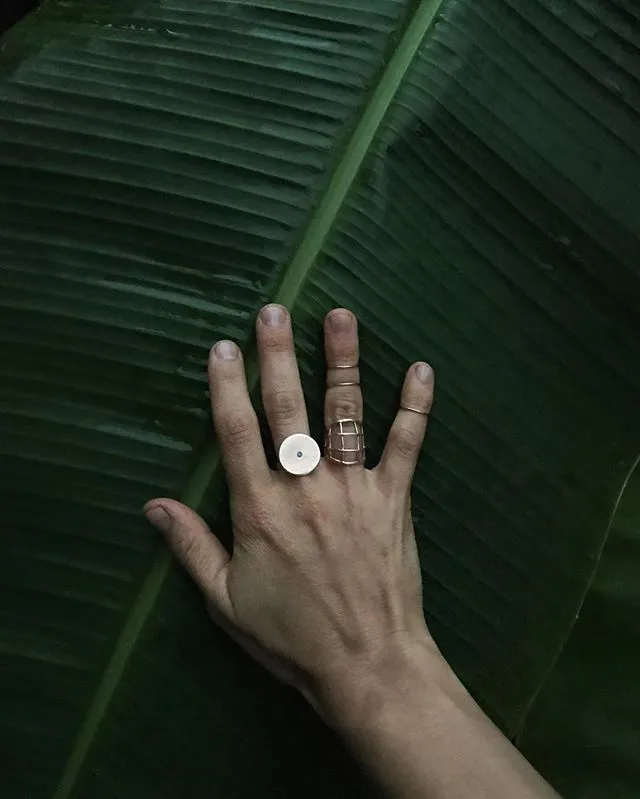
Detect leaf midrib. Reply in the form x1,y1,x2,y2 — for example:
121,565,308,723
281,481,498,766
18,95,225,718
53,1,446,795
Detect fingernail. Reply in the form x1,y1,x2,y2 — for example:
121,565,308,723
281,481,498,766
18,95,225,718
415,363,432,383
145,504,172,533
328,309,354,333
260,304,286,327
215,340,238,360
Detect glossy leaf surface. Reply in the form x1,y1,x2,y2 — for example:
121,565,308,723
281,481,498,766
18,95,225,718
521,464,640,799
1,1,639,796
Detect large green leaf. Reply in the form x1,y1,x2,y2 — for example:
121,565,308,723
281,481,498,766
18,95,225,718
520,461,640,798
1,0,639,796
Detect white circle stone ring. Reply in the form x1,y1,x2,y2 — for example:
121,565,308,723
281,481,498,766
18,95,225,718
278,433,321,476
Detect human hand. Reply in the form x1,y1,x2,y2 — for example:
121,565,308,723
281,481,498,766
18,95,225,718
144,305,437,722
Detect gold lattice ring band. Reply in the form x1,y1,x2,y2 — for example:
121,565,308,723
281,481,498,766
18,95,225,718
324,419,365,466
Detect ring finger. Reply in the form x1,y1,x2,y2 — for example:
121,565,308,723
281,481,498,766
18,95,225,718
324,309,363,466
257,304,309,451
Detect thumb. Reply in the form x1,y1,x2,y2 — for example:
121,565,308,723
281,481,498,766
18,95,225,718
144,498,232,618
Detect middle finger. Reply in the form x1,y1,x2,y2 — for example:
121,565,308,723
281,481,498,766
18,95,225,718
257,304,309,451
324,309,364,465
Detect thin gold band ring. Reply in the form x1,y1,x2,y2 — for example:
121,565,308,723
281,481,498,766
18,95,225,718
400,404,429,416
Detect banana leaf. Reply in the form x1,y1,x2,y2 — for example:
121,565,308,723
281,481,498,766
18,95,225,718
1,1,639,796
520,462,640,799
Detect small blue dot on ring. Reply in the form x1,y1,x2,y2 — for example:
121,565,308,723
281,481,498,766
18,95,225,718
296,451,303,458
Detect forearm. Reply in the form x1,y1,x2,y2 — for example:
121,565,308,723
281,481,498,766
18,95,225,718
322,640,559,799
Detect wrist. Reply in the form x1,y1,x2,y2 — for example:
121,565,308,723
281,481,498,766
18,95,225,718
312,631,465,733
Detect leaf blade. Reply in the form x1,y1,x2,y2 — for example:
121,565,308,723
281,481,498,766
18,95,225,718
0,0,639,796
521,459,640,798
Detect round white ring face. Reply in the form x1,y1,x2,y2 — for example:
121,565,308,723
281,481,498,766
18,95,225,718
278,433,321,476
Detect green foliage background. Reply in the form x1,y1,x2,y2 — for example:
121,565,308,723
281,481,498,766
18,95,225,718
523,464,640,799
0,1,638,797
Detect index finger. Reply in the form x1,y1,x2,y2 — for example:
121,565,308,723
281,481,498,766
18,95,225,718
208,340,270,491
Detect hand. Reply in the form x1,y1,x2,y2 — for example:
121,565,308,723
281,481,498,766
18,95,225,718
146,306,560,799
144,304,436,721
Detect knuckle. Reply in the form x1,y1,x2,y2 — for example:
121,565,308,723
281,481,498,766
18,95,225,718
341,344,359,363
234,494,270,530
266,389,301,423
218,412,253,448
329,392,361,421
261,330,290,353
297,490,326,526
178,531,200,565
215,367,242,390
404,389,431,413
329,339,358,361
390,424,417,459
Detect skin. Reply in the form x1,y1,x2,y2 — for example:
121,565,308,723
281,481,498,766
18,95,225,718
145,305,560,799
